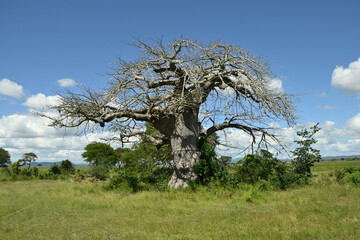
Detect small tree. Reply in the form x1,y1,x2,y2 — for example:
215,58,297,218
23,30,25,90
292,123,321,180
82,142,118,167
0,148,11,167
49,163,61,175
236,150,280,184
60,159,75,174
19,153,38,169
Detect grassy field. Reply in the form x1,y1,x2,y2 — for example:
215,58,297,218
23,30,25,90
1,161,360,239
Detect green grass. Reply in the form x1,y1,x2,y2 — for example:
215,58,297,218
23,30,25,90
1,161,360,239
312,160,360,173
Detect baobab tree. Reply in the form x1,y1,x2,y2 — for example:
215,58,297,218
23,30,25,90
41,37,297,188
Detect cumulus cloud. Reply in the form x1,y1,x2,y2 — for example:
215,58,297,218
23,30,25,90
0,113,119,163
216,129,255,159
331,57,360,94
2,136,88,163
267,78,284,94
23,93,62,109
0,114,69,138
57,78,76,87
345,112,360,136
215,113,360,160
0,78,25,99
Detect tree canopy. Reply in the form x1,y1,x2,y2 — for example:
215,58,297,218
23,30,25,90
82,142,118,167
19,152,38,169
41,37,297,188
0,148,11,167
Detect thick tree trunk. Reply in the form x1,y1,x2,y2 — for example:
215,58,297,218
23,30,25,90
167,107,200,189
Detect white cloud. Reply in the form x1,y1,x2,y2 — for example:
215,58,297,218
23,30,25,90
0,78,25,99
331,57,360,94
345,112,360,136
216,129,255,159
57,78,76,87
23,93,62,109
0,113,121,163
0,114,68,138
215,113,360,160
267,78,284,94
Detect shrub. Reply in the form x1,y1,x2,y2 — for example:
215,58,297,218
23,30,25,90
20,168,32,177
235,150,300,190
10,161,21,175
49,164,62,175
334,167,360,186
88,165,109,180
0,167,11,175
124,172,141,192
60,160,75,174
346,172,360,187
268,161,299,189
107,169,143,192
0,167,12,181
30,167,39,177
236,150,280,184
193,137,229,185
143,166,172,191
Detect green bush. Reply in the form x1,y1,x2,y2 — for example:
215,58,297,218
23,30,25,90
107,169,143,192
10,161,21,175
73,169,87,181
235,150,300,190
124,172,141,192
268,161,300,189
37,164,68,180
346,172,360,186
107,166,172,192
193,137,229,185
88,165,109,180
334,169,345,182
20,168,32,177
236,150,280,184
334,167,360,187
49,164,62,175
60,160,75,174
0,167,11,181
143,166,172,191
30,167,39,177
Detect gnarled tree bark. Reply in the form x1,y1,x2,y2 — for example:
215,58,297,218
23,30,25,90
167,107,200,188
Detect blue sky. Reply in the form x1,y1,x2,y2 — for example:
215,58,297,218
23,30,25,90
1,0,360,162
